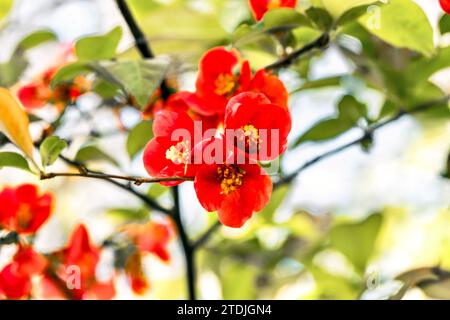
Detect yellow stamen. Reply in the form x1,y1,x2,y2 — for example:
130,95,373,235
241,124,261,147
214,73,236,96
217,165,246,195
267,0,281,10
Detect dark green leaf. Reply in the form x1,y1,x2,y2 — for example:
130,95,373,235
263,8,312,33
0,52,27,87
294,118,353,146
126,120,153,159
337,95,367,124
439,14,450,35
75,26,122,61
0,152,32,173
306,7,334,31
17,30,57,50
40,136,67,167
51,62,92,87
330,213,383,273
335,3,379,27
95,59,169,108
75,145,119,167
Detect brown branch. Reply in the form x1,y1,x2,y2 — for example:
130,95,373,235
40,171,194,185
265,33,330,71
275,95,450,188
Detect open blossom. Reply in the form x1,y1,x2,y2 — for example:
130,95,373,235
441,0,450,14
0,184,53,234
195,47,288,115
0,246,47,299
249,0,298,21
224,92,292,161
193,137,273,228
42,224,115,300
143,110,200,186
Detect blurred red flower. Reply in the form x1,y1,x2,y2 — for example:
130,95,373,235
0,246,47,299
0,184,53,234
249,0,297,21
42,224,115,300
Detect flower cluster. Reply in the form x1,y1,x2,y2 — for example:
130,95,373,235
0,184,173,299
17,45,90,110
143,47,292,228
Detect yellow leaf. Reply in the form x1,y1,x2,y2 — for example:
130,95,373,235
0,87,34,159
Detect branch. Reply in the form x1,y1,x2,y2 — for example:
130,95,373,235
275,95,450,188
114,0,171,99
193,221,221,249
265,33,330,71
172,186,197,300
40,171,193,185
55,155,174,215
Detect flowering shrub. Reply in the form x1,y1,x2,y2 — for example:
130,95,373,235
0,0,449,301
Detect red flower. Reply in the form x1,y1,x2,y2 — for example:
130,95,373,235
0,184,53,234
143,110,200,186
224,92,291,161
441,0,450,14
17,67,90,110
123,220,173,262
0,246,47,300
249,0,297,21
195,47,288,115
43,224,115,300
196,47,251,115
194,158,273,228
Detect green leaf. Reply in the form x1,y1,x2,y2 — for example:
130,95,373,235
0,52,27,87
439,14,450,35
0,152,32,173
75,145,119,167
95,59,169,108
259,184,290,221
105,207,149,222
262,8,312,32
126,120,154,159
51,62,92,87
306,7,334,31
148,184,169,198
92,80,120,99
359,0,434,56
294,118,353,146
337,95,367,124
335,3,380,27
40,136,67,167
221,259,257,300
322,0,379,18
292,75,343,93
330,213,383,273
75,26,122,61
17,30,57,50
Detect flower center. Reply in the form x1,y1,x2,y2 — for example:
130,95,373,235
217,165,246,195
214,73,237,96
267,0,281,10
17,204,32,230
165,140,191,167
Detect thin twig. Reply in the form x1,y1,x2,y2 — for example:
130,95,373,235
275,95,450,188
193,221,221,249
265,33,330,71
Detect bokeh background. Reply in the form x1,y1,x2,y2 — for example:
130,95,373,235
0,0,449,300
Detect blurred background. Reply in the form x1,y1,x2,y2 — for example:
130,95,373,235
0,0,449,300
